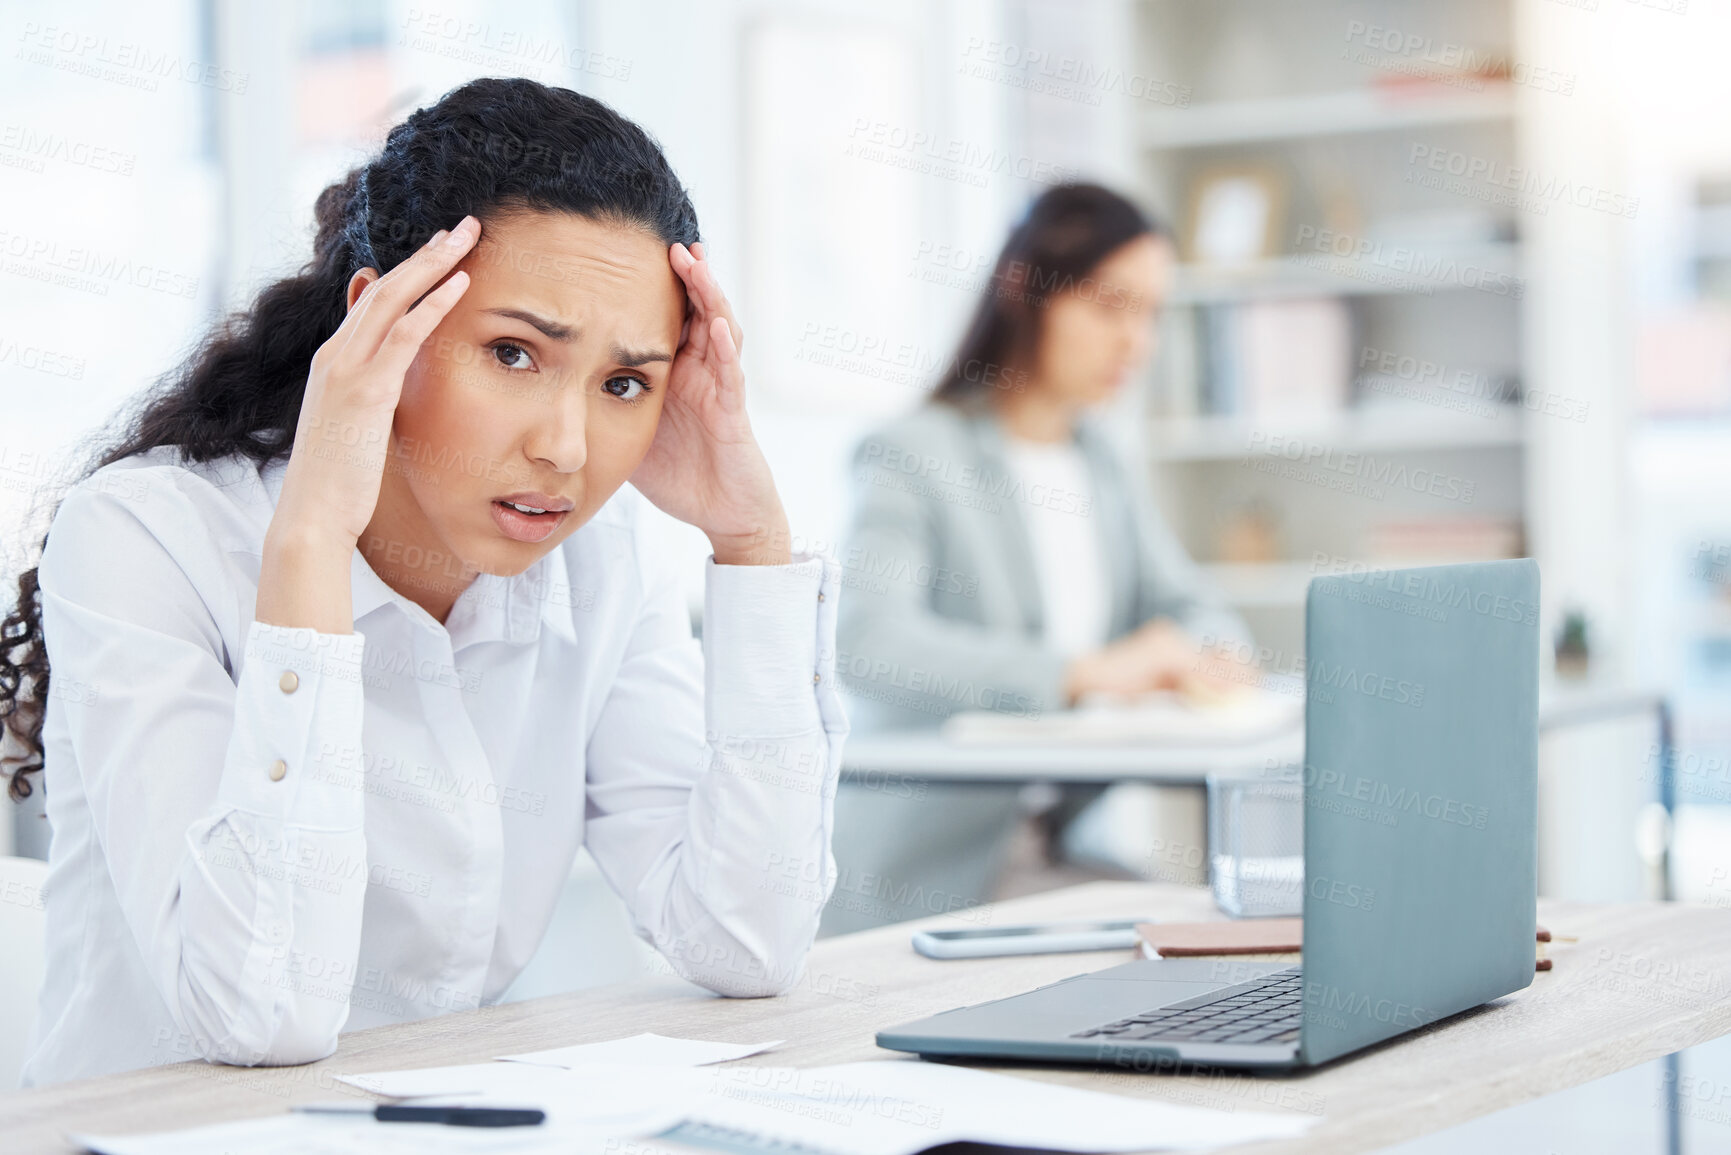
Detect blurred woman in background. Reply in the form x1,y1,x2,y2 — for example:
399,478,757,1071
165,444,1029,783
825,183,1248,935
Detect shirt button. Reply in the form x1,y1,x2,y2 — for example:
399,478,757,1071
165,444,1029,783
813,673,821,685
817,591,825,602
278,670,299,694
268,759,288,782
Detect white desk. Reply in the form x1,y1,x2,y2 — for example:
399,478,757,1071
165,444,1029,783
7,880,1730,1155
839,682,1668,787
840,729,1303,786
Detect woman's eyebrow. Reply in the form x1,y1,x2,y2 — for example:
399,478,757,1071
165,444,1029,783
613,345,673,368
484,307,576,342
483,307,670,366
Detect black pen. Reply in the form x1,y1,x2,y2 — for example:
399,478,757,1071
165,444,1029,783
293,1102,546,1127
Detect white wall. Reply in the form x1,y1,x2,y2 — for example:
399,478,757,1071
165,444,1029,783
580,0,1056,607
1514,0,1636,678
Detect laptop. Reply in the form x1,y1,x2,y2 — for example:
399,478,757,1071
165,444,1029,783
876,559,1539,1070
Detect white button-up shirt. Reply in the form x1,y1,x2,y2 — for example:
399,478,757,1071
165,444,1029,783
20,446,847,1087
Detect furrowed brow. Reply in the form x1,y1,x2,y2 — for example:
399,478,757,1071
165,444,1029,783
613,345,673,368
485,307,577,342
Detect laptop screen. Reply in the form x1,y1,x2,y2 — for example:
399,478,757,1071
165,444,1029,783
1299,559,1540,1065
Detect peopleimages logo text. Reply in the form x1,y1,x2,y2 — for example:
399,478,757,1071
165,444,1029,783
1300,762,1491,830
1307,659,1425,708
1314,570,1538,627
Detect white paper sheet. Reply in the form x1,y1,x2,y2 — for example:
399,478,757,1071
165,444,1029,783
499,1032,782,1069
684,1061,1319,1155
86,1056,1317,1155
69,1111,679,1155
336,1060,550,1099
333,1062,710,1133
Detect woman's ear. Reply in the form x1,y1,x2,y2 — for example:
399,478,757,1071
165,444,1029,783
346,268,379,312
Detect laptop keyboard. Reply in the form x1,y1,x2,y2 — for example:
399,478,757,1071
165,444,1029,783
1071,967,1303,1046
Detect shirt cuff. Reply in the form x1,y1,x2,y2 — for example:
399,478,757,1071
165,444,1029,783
702,551,837,737
214,620,368,828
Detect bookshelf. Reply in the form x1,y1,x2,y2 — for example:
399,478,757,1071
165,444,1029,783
1149,408,1524,461
1132,0,1529,654
1140,86,1516,150
1170,242,1521,304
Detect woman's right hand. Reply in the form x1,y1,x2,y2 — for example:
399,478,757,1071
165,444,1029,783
269,216,479,554
256,217,478,634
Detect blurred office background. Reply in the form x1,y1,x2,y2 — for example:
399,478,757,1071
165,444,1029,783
2,0,1728,995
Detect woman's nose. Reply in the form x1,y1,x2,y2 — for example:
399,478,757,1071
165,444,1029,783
524,377,589,474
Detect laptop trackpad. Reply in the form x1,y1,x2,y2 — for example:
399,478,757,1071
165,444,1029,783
915,965,1231,1042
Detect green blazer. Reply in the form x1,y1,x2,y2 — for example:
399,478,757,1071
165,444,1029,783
835,400,1250,732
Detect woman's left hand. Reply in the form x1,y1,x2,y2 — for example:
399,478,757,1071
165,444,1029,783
630,241,791,565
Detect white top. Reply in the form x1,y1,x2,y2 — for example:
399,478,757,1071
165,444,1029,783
1001,435,1111,658
20,447,848,1087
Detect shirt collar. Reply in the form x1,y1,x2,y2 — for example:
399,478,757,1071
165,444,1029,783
260,455,578,647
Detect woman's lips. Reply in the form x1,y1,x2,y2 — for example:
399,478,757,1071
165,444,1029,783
490,500,568,543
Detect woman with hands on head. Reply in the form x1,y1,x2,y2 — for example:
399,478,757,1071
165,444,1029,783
1,78,846,1087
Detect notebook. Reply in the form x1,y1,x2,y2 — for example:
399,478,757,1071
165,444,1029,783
1135,919,1303,958
1135,920,1556,969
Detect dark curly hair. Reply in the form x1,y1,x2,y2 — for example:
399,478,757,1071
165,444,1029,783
1,76,700,801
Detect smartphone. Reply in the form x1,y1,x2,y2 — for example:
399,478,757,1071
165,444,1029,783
910,919,1146,959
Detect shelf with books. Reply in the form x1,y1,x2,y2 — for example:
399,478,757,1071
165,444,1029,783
1200,561,1327,609
1170,242,1522,305
1205,558,1523,610
1149,407,1525,462
1140,86,1516,151
1204,536,1526,608
1132,0,1530,657
1202,560,1448,609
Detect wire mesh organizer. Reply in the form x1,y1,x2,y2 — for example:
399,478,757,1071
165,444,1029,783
1207,762,1304,918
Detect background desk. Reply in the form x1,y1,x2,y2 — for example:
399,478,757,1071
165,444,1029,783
6,880,1730,1155
838,683,1667,787
840,730,1304,786
839,683,1675,895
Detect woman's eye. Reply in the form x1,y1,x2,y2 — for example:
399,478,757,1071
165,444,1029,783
602,376,647,401
490,342,534,371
